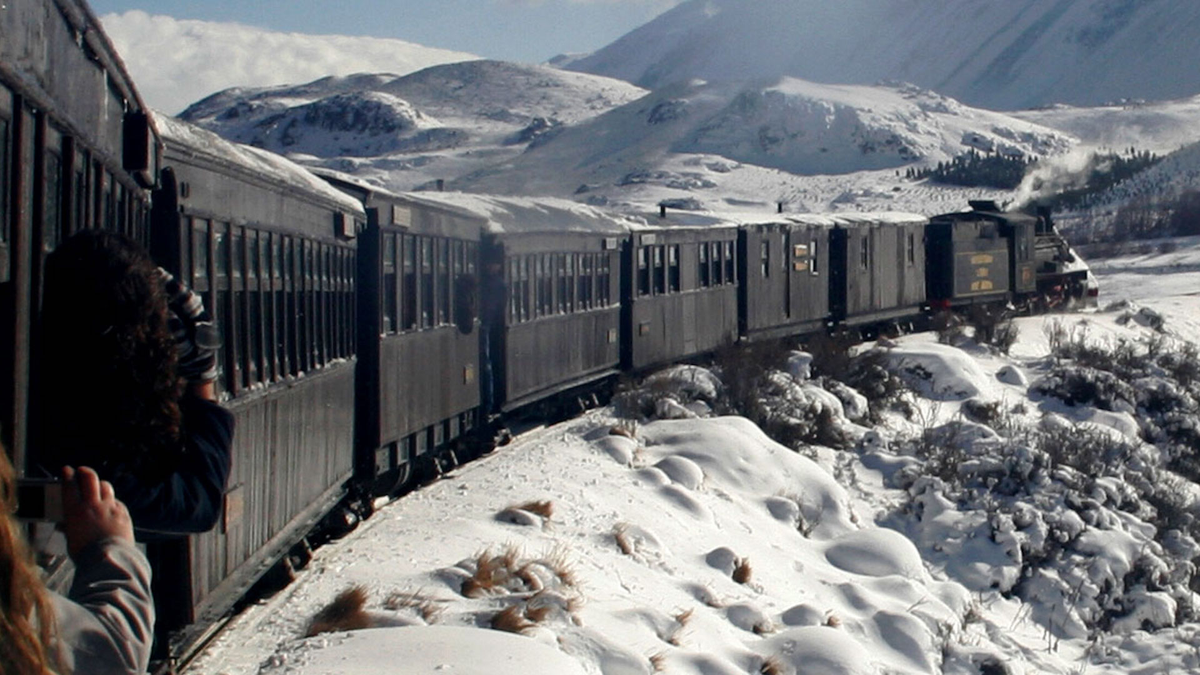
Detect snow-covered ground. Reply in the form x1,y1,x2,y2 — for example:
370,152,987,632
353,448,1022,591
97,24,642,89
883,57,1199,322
187,244,1200,674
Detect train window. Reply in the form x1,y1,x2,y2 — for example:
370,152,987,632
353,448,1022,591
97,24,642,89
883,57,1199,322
556,254,567,314
860,236,870,269
520,256,532,322
383,233,397,334
699,243,709,288
437,239,450,326
102,171,115,231
506,259,518,323
297,239,311,373
249,231,264,386
401,235,416,331
273,235,289,379
261,232,277,381
599,254,611,306
214,226,233,392
575,255,588,311
0,116,8,244
637,247,650,296
420,238,433,329
540,255,551,316
760,240,770,278
231,230,250,388
564,254,575,313
667,245,680,293
72,151,87,233
652,246,665,295
725,241,735,284
809,239,819,275
42,149,62,251
907,232,916,266
711,242,723,285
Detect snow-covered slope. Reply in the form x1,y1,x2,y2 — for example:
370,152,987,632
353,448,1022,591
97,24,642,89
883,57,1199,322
187,248,1200,675
181,61,647,193
99,11,480,114
566,0,1200,110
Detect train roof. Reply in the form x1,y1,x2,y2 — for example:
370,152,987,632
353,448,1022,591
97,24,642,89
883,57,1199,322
390,191,639,236
154,114,366,216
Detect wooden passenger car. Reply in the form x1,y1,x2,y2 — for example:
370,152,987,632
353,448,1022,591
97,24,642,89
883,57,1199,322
829,214,927,328
623,224,739,370
1,0,157,474
149,116,365,655
416,195,630,415
316,173,484,491
739,217,834,342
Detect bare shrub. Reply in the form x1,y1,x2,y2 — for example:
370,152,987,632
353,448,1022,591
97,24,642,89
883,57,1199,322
714,340,789,416
306,585,371,637
842,347,909,423
804,329,858,381
732,558,753,585
933,311,965,345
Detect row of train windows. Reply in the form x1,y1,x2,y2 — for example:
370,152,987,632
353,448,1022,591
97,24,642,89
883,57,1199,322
187,218,355,397
0,114,144,256
638,241,736,297
507,252,613,324
379,233,477,335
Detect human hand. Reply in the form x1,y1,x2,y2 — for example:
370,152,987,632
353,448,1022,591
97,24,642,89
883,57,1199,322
160,267,219,384
61,466,134,559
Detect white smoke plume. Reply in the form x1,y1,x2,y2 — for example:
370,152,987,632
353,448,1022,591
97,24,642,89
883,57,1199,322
1011,147,1111,210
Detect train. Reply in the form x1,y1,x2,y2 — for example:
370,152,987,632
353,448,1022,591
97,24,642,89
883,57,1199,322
1,0,1096,669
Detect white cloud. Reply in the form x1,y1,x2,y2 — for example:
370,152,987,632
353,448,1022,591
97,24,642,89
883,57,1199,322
100,11,479,114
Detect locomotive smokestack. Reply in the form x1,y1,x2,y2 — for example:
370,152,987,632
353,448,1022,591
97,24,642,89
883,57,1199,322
436,179,445,192
777,202,783,214
659,204,667,218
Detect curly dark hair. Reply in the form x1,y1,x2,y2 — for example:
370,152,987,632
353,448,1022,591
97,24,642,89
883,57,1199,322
39,229,183,483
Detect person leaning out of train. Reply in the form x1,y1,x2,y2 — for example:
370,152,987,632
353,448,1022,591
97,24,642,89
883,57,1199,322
1,450,155,675
40,229,235,537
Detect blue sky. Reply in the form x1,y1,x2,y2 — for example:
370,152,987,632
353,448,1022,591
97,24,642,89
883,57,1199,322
89,0,683,63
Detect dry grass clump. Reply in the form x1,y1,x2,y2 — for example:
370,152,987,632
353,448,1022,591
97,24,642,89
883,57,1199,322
732,558,753,585
460,545,578,598
613,523,635,555
383,589,446,624
496,500,555,528
490,605,534,633
649,651,669,672
666,608,695,646
825,612,842,628
517,500,554,519
760,655,788,675
305,585,372,637
610,421,638,439
489,590,580,634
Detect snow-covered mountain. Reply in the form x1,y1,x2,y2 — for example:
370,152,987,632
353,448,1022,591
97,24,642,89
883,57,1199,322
99,11,480,114
453,78,1072,211
180,61,648,193
184,71,1072,212
566,0,1200,111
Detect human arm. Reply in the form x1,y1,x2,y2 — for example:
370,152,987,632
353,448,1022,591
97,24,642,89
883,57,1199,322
52,466,155,675
113,394,235,536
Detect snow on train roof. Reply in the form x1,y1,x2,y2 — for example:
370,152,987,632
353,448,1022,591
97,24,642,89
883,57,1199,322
153,113,364,216
392,191,641,235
